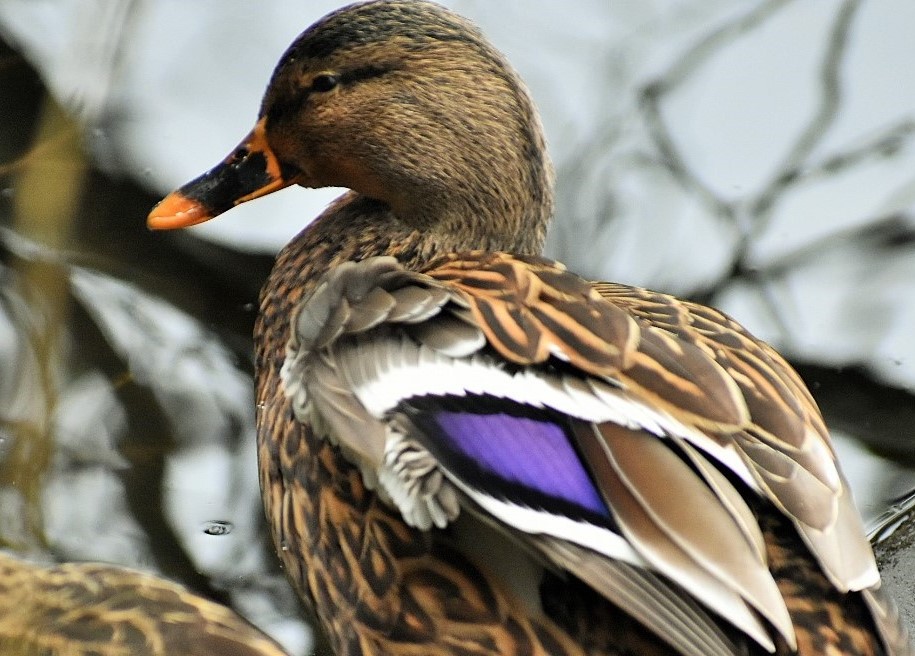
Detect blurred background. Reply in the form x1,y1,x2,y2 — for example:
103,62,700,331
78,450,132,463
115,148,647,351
0,0,913,653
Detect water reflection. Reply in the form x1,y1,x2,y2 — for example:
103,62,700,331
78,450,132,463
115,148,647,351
0,229,311,654
0,32,311,648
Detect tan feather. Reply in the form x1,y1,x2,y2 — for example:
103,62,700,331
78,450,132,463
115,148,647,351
387,284,452,323
590,279,876,597
307,351,387,464
673,437,767,563
623,326,749,430
426,252,636,373
572,421,795,650
407,314,485,358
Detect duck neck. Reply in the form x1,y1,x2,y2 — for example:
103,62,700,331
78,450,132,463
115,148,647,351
403,164,554,257
389,99,554,256
394,119,554,256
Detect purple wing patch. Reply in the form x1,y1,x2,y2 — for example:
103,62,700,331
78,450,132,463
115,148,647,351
403,396,609,519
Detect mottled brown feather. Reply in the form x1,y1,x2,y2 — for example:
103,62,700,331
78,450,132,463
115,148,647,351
0,553,289,656
590,280,875,582
282,250,906,654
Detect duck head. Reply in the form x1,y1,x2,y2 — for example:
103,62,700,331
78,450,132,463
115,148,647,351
148,0,554,254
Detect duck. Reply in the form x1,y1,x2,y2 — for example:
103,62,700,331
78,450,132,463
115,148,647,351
0,551,289,655
147,1,913,654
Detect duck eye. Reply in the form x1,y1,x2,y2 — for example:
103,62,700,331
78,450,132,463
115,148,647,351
311,74,339,93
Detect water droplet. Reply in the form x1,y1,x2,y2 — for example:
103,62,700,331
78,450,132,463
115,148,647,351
202,520,233,536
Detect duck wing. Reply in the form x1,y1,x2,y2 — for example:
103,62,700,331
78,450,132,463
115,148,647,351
280,252,901,655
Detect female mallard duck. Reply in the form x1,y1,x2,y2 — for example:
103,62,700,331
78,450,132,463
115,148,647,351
0,552,288,655
148,2,912,654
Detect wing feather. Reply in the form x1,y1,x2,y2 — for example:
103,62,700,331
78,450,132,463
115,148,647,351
673,438,767,562
281,252,895,654
534,538,738,656
571,422,793,650
425,254,876,594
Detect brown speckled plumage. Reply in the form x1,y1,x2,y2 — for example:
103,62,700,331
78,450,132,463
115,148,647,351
0,552,288,656
148,2,912,655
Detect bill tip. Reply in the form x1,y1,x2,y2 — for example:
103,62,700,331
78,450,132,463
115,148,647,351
147,193,212,230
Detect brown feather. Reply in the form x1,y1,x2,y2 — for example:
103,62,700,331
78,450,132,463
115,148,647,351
0,553,289,656
590,280,877,591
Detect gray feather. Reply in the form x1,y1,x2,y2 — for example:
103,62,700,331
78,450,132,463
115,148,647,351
387,284,450,323
345,286,397,334
408,315,485,358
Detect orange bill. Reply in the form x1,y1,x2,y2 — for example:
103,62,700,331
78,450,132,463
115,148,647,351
147,117,299,230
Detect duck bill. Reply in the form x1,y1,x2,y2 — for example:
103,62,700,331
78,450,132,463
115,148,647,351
147,117,299,230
